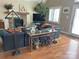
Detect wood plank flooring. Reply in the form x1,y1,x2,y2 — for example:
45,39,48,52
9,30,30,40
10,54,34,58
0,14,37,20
0,34,79,59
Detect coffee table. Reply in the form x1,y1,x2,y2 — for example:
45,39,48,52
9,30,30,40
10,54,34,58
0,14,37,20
27,31,52,51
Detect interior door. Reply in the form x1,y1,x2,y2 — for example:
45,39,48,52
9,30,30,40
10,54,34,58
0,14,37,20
71,5,79,36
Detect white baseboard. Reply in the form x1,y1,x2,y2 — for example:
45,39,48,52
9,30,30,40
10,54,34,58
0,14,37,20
61,31,79,38
61,31,71,35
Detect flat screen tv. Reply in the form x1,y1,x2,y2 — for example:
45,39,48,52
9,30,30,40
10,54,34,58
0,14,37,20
33,14,45,23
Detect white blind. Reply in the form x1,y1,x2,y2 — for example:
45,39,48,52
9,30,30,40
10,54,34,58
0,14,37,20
75,0,79,2
72,9,79,35
49,8,60,22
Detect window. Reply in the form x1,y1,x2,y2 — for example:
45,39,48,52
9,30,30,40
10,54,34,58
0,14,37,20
69,1,79,36
75,0,79,2
49,8,61,23
72,8,79,35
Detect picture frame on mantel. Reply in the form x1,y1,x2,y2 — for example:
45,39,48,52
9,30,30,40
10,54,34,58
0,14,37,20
19,4,26,12
63,7,70,14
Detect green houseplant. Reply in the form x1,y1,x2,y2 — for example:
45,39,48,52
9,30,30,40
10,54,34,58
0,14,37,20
34,3,49,20
4,4,13,12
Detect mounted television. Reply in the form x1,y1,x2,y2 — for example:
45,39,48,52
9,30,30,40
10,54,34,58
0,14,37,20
33,14,45,23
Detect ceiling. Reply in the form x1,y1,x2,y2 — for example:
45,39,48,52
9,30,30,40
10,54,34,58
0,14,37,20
23,0,47,3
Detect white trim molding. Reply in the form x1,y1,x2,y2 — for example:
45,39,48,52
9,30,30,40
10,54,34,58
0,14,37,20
23,0,47,3
61,31,79,38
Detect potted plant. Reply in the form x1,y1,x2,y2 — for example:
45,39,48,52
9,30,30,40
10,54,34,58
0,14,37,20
4,4,13,12
34,2,49,20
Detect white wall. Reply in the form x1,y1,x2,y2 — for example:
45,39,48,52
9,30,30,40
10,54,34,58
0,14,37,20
46,0,74,33
0,0,39,25
0,0,40,48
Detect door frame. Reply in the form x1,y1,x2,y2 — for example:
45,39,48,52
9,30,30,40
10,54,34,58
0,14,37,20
69,4,79,37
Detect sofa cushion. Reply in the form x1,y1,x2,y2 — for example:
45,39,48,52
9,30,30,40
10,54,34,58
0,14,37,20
7,28,22,33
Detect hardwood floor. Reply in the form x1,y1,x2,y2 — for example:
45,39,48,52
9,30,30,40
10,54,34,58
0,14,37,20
0,34,79,59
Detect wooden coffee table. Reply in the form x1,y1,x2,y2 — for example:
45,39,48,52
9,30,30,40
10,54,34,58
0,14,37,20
27,31,52,51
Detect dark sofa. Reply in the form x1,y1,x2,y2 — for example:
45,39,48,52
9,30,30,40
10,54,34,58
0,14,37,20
0,21,61,50
0,30,28,51
29,22,61,47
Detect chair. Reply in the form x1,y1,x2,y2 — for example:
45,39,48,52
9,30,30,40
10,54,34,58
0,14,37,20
39,36,50,46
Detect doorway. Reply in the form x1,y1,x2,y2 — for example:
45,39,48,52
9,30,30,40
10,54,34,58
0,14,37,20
71,5,79,36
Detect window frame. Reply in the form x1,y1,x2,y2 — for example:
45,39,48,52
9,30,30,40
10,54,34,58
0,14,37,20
49,7,61,23
75,0,79,3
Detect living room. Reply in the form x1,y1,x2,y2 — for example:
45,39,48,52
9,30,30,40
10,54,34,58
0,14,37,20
0,0,79,59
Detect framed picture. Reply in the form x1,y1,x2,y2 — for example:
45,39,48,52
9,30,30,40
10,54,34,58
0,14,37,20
19,4,26,12
63,7,70,14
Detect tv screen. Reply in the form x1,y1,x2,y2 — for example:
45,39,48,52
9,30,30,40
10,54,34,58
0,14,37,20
33,14,45,23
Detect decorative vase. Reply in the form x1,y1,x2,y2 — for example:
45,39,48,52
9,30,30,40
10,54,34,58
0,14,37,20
31,27,36,33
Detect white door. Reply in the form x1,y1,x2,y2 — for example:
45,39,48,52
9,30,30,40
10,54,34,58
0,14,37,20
71,6,79,36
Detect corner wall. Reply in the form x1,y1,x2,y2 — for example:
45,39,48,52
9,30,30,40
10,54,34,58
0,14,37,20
46,0,74,33
0,0,38,25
